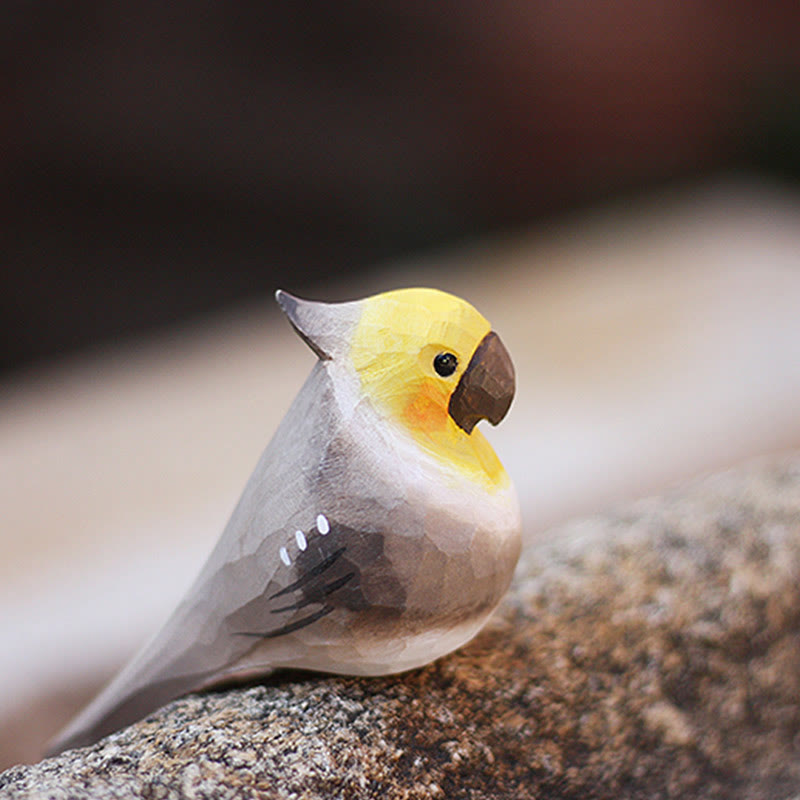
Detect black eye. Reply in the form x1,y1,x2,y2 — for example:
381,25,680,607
433,352,458,377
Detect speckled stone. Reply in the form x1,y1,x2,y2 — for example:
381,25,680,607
3,456,800,799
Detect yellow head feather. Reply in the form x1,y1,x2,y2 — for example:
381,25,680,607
349,288,509,490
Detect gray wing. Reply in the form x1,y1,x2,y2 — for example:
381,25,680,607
47,363,362,754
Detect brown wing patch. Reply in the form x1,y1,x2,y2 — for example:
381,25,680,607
235,518,405,640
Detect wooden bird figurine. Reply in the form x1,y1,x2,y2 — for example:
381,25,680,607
49,287,521,754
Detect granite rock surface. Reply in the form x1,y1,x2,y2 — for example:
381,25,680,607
2,456,799,799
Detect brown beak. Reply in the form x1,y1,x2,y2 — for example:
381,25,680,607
448,331,515,434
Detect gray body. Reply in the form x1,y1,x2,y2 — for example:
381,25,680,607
50,354,520,754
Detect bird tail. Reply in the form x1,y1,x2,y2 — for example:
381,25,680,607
46,668,205,756
44,598,220,756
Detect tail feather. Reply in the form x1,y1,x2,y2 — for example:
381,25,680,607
46,601,223,755
46,671,207,755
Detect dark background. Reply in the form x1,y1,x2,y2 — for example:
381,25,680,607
2,1,799,375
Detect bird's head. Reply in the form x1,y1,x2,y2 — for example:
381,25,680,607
276,287,515,485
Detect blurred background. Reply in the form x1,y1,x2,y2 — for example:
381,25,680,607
2,1,800,768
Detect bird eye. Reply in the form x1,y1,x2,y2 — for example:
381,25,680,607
433,352,458,377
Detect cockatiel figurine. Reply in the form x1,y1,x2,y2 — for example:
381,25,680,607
49,287,521,754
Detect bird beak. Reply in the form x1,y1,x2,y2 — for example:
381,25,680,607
448,331,516,434
275,290,360,361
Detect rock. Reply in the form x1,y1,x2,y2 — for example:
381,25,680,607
2,456,799,799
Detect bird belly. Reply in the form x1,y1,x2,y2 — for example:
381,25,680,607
226,413,521,677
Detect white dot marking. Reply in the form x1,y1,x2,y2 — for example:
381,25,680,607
295,530,307,551
317,514,330,535
279,546,291,566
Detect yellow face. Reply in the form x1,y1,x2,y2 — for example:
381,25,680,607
349,288,509,490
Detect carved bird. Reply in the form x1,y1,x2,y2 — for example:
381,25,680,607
49,287,520,754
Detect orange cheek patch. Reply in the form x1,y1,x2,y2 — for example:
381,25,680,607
401,383,450,433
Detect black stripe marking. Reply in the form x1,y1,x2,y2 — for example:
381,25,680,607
271,572,356,613
238,604,335,639
268,546,346,600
